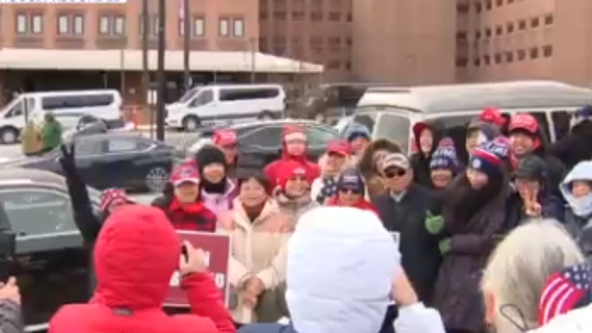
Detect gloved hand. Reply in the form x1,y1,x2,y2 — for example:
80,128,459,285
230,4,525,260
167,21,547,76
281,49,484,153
439,238,451,255
58,144,76,173
425,211,444,235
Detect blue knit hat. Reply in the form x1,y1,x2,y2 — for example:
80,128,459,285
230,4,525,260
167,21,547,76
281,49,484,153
345,123,371,142
429,138,460,173
337,168,366,193
468,140,505,177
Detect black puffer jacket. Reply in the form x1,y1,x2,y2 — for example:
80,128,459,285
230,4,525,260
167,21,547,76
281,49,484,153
549,120,592,171
410,120,446,187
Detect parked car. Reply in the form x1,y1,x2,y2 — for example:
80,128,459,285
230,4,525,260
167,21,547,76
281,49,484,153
188,119,339,172
0,133,184,192
0,168,100,332
61,114,132,142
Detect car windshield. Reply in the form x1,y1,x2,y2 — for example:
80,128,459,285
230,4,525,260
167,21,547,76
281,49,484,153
353,106,412,152
178,88,201,103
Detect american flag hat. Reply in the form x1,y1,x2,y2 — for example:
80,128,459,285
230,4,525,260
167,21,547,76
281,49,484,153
538,263,592,325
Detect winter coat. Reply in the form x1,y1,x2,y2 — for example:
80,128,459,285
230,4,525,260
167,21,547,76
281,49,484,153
217,200,292,323
0,300,22,333
48,205,236,333
201,180,238,217
237,303,446,333
549,120,592,170
372,185,442,304
432,175,509,333
325,196,377,214
152,195,217,232
20,123,42,155
275,192,318,228
505,186,565,230
560,161,592,256
41,120,62,151
410,121,446,187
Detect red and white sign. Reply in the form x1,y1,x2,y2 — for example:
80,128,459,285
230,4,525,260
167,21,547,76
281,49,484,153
165,231,231,307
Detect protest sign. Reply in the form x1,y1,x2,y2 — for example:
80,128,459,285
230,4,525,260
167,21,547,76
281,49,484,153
165,231,231,307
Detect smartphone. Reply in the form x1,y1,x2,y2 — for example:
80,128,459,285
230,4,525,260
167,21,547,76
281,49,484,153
0,231,16,283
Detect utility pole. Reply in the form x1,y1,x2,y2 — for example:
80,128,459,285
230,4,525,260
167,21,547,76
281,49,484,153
141,0,150,137
250,38,256,83
183,0,191,90
156,0,166,141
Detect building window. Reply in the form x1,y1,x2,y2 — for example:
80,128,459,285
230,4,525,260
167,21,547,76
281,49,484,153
485,28,492,37
544,14,553,25
232,18,244,37
495,25,503,35
292,11,304,20
259,11,267,20
505,51,513,62
494,53,502,64
518,20,526,30
474,58,481,66
475,1,482,12
506,22,514,33
273,11,286,20
475,31,481,40
529,47,539,59
530,17,539,28
495,0,503,6
16,14,27,34
73,15,84,35
517,49,526,60
99,16,110,34
153,16,159,36
193,17,204,36
311,12,323,21
31,14,43,34
113,16,125,35
456,32,467,42
328,12,340,21
543,45,552,57
219,18,229,36
485,0,492,10
99,15,125,36
483,55,490,65
138,14,147,35
57,15,69,34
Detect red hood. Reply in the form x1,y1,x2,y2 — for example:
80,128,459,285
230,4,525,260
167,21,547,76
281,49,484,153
91,206,180,310
326,196,377,214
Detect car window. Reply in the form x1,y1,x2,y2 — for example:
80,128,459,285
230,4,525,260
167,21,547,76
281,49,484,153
190,90,214,107
240,126,283,148
108,138,139,152
5,100,23,118
551,110,572,141
374,114,411,152
75,138,105,156
529,112,551,141
306,126,337,147
0,188,77,236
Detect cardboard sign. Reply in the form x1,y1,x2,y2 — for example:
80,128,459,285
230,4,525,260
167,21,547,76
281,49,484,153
165,231,231,307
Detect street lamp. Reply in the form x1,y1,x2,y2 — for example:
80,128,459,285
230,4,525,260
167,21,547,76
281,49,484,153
156,0,166,141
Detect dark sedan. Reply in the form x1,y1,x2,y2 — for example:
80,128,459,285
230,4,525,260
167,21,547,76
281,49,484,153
1,133,184,192
187,119,339,172
0,168,101,332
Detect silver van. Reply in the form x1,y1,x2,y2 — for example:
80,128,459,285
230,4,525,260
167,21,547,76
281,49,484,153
352,81,592,154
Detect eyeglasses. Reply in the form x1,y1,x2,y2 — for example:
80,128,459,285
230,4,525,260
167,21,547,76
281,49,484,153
339,188,363,195
384,169,406,178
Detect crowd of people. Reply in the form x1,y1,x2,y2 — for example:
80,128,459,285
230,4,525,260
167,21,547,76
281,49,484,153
2,105,592,333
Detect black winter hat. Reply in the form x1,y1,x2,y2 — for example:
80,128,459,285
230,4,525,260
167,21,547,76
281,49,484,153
513,154,547,181
195,145,227,174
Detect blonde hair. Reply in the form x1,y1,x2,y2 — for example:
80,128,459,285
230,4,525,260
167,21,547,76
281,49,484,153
481,219,584,332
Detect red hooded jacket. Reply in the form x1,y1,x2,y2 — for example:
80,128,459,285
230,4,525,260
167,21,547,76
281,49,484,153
325,196,378,214
49,206,235,333
264,126,320,189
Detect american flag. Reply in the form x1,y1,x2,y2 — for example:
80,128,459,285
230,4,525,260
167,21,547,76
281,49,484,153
538,263,592,325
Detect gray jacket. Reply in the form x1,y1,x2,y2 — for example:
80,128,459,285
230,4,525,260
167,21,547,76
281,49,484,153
0,300,22,333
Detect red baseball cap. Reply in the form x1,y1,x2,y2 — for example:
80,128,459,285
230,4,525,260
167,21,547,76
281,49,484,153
171,164,199,186
508,113,538,134
212,130,237,146
326,139,351,156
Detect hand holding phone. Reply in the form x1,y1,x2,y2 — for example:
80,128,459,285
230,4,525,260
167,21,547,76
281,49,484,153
179,241,208,276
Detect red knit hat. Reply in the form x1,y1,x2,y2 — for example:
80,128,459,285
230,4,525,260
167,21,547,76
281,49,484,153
276,161,313,191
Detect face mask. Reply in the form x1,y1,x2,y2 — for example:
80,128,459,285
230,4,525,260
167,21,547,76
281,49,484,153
569,193,592,217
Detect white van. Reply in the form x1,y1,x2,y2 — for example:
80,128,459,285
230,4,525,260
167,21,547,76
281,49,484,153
0,90,122,144
352,81,592,154
165,84,286,131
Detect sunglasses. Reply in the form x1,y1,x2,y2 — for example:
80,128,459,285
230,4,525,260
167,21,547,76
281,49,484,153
384,169,406,179
221,144,237,149
339,188,363,195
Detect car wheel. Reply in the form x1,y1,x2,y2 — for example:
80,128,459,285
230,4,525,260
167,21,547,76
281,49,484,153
182,116,201,132
145,166,169,193
0,127,18,144
258,111,275,121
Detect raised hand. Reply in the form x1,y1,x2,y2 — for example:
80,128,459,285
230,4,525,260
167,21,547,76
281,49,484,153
58,144,76,172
